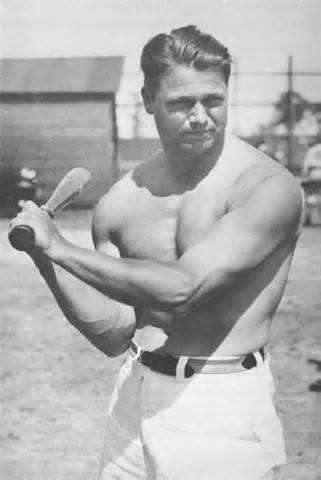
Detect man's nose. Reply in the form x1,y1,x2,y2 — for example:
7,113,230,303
189,102,208,128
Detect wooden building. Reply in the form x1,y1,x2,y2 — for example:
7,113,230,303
0,56,124,206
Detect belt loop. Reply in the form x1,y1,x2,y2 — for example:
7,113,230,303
253,350,263,367
129,340,142,360
176,356,189,381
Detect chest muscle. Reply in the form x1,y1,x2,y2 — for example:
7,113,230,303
113,185,226,261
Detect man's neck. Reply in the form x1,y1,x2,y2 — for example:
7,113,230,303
163,133,225,190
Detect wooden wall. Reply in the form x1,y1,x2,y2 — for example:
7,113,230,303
1,94,117,206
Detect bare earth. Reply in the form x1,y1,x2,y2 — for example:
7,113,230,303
1,211,320,480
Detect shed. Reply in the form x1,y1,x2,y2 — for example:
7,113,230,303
0,56,124,206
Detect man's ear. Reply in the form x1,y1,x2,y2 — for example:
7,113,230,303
141,87,154,115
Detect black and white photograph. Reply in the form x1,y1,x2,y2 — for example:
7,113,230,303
1,1,320,479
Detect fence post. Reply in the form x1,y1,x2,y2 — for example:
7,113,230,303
287,55,294,171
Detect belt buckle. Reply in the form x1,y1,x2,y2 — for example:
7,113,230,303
151,353,177,376
141,351,195,378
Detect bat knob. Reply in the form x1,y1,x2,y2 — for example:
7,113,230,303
8,225,35,251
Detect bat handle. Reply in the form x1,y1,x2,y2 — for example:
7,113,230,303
8,225,35,251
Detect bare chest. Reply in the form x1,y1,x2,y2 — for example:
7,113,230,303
112,184,227,260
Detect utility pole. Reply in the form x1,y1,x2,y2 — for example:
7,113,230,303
287,56,294,171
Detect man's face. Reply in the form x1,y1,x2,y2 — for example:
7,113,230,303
143,64,228,157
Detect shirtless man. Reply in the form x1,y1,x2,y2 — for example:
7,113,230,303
10,26,303,479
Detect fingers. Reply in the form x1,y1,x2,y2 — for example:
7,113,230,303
9,210,33,230
22,200,40,211
9,202,43,230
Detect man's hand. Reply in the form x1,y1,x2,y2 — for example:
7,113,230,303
9,201,61,254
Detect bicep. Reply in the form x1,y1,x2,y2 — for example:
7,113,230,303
177,174,302,291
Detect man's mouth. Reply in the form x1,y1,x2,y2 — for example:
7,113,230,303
181,130,214,141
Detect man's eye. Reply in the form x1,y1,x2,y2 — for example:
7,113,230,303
204,97,223,107
167,101,193,111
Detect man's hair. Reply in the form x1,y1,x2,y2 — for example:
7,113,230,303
141,25,232,96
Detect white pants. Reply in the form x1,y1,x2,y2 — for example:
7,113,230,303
99,349,286,479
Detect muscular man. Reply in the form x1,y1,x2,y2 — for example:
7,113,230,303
10,25,303,479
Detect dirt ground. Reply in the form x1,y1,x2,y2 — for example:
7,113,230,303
1,211,320,480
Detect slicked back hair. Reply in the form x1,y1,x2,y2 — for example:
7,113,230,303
141,25,232,97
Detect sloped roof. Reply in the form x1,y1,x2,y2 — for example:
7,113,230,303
0,56,124,93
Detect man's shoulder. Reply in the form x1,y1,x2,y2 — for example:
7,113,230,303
228,133,278,166
92,172,137,241
94,147,164,217
131,149,164,186
227,135,303,221
99,167,144,205
233,162,301,205
227,133,297,188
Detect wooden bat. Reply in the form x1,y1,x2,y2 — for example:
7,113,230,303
8,167,91,251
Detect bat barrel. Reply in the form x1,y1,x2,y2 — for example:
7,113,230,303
8,225,36,251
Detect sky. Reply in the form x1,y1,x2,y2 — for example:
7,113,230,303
2,0,321,136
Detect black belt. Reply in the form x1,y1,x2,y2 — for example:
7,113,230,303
130,342,265,378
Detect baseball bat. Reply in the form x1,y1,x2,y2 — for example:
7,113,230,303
8,167,91,251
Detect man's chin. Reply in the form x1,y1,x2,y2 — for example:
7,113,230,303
180,138,216,157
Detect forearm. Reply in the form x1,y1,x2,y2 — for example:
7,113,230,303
47,235,194,312
32,254,136,356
